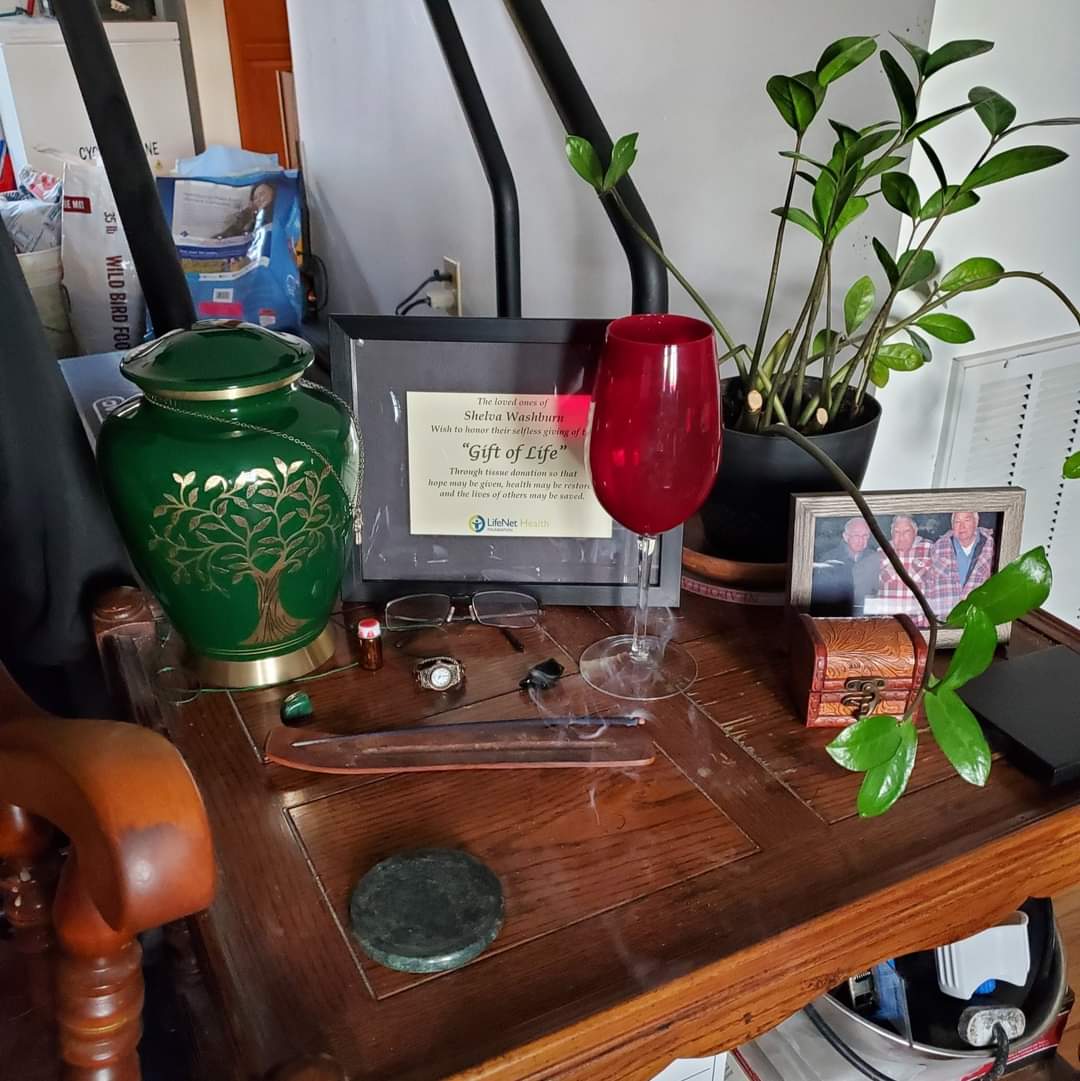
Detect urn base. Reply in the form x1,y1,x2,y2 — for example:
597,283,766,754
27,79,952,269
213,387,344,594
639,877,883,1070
192,624,337,689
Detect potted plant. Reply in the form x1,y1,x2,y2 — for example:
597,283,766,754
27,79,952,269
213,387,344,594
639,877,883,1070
565,33,1080,563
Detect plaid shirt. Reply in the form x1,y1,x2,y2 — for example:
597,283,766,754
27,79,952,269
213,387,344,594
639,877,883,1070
875,538,935,628
927,527,996,618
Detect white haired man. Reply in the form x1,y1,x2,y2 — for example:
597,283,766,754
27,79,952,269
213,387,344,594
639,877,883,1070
928,510,996,617
815,517,880,613
877,514,935,627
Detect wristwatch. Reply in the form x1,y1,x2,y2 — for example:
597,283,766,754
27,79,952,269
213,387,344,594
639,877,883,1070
414,656,465,692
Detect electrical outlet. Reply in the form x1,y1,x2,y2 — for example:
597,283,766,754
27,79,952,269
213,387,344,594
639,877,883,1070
443,257,462,317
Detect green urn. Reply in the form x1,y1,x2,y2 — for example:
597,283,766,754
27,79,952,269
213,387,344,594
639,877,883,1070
98,322,360,687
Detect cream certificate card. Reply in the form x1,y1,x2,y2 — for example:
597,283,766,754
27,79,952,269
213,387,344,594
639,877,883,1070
406,391,612,538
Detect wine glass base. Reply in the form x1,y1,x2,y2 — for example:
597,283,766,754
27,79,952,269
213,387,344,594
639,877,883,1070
579,634,698,701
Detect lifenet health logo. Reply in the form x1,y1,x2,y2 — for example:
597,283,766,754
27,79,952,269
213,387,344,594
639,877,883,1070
468,514,487,534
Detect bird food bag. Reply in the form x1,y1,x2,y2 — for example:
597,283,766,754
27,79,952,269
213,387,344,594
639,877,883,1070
61,157,146,355
156,169,303,331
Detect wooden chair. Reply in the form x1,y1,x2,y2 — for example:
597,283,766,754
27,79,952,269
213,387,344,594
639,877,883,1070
0,662,214,1081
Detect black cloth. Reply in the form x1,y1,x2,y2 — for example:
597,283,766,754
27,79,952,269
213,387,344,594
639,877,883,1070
0,217,130,714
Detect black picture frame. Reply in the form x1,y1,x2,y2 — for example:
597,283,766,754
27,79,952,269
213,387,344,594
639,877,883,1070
330,316,683,606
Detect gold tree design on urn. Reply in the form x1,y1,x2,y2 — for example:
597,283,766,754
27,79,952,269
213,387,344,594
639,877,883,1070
148,458,343,645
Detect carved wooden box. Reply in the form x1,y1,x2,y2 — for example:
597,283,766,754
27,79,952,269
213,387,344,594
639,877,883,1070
789,614,928,728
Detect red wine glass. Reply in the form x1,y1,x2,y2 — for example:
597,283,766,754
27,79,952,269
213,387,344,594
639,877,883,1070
581,314,722,700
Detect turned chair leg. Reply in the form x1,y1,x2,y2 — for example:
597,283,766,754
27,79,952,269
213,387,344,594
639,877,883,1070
54,855,144,1081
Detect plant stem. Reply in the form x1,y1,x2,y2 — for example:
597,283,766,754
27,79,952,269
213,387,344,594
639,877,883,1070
609,190,747,376
761,423,938,715
749,134,803,387
820,254,835,416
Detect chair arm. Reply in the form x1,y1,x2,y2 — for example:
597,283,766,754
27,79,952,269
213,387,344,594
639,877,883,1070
0,713,213,936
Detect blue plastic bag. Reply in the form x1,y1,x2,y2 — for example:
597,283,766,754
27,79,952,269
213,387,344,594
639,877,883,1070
156,170,303,331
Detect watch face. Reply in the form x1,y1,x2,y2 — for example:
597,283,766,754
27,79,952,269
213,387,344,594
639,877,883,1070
429,664,454,690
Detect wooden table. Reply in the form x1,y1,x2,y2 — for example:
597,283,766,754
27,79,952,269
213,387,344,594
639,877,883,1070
97,591,1080,1081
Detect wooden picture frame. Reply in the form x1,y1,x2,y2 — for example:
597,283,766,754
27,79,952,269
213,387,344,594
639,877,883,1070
329,315,684,606
787,488,1026,647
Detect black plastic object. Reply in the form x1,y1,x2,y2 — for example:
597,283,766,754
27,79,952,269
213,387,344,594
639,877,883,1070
520,657,564,691
424,0,521,318
349,849,504,973
960,647,1080,785
52,0,195,334
506,0,668,314
700,380,883,562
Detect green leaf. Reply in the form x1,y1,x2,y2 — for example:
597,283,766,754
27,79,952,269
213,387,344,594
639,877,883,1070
859,153,906,183
919,138,948,189
876,342,924,371
907,328,933,364
1003,117,1080,136
925,687,991,786
795,170,817,186
872,237,899,286
844,275,876,333
924,39,994,77
767,74,819,134
848,128,899,163
812,169,837,228
793,69,826,109
829,195,869,240
904,103,975,144
779,150,837,176
941,606,997,692
918,184,980,220
826,714,902,771
603,132,638,192
964,145,1068,190
829,119,859,150
915,313,974,343
947,546,1053,627
881,50,916,129
881,171,921,218
817,36,877,86
897,248,935,289
869,359,890,388
968,86,1016,137
812,328,843,355
858,720,917,817
940,256,1005,292
772,205,823,240
891,32,929,76
1065,451,1080,479
859,120,897,135
565,136,603,190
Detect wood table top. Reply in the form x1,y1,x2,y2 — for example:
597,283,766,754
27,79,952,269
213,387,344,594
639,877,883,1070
115,595,1080,1081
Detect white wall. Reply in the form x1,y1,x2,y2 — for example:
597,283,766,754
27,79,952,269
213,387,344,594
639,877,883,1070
865,0,1080,489
286,0,933,355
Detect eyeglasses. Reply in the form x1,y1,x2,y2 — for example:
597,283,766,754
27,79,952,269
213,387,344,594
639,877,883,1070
384,590,540,632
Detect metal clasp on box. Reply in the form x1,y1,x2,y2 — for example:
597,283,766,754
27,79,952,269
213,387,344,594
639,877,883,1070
841,677,886,718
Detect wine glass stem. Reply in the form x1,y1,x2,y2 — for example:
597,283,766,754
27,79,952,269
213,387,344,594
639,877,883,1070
631,534,657,661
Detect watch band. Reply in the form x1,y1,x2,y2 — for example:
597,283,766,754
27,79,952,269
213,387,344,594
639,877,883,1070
414,656,465,691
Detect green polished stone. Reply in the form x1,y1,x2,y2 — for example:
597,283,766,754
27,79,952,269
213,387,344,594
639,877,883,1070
280,690,313,723
349,849,504,974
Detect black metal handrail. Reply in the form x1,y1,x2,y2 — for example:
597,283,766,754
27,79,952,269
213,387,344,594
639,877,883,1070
425,0,522,317
505,0,668,314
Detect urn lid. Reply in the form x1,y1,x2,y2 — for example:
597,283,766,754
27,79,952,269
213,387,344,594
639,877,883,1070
120,320,313,401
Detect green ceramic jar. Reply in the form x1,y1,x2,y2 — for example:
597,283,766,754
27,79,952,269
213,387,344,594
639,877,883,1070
98,322,360,687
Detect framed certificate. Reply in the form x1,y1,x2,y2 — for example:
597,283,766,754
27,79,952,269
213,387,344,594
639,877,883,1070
330,316,683,605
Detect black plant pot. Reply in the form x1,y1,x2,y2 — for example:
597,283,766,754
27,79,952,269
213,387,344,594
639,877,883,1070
699,380,882,564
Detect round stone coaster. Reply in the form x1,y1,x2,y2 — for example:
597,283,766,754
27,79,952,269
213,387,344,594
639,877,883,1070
349,849,504,974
